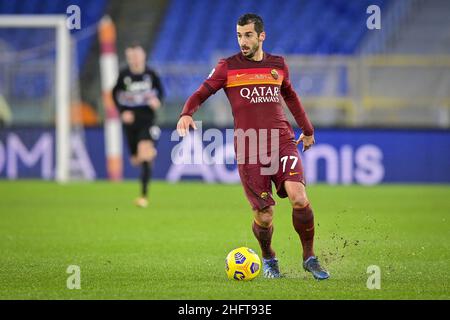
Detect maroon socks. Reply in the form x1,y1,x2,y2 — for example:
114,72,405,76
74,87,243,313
292,204,315,260
252,204,316,261
252,221,276,259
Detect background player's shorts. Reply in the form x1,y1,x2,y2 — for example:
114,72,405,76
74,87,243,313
238,141,305,211
124,124,161,156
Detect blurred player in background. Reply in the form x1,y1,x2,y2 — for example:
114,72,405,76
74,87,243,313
177,14,329,280
113,44,164,208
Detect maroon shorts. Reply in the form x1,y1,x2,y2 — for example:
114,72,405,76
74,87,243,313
238,141,305,211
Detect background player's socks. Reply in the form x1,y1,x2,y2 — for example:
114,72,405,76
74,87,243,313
292,204,315,261
252,221,276,259
141,161,151,197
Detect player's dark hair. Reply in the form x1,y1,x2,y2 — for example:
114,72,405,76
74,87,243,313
126,42,144,50
237,13,264,35
125,40,145,52
125,42,146,59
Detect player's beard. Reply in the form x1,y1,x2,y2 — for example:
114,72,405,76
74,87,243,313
241,42,260,59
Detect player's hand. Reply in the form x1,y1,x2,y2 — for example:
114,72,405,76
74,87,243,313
121,110,134,124
148,96,161,111
176,115,197,137
296,133,315,152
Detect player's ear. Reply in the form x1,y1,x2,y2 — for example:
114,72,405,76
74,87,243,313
259,31,266,42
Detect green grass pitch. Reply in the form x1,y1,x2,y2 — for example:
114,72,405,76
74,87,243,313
0,181,449,299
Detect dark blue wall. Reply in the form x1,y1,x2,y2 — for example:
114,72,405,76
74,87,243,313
1,127,449,184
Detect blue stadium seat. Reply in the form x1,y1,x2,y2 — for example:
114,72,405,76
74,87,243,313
149,0,390,99
0,0,107,66
0,0,108,100
151,0,389,63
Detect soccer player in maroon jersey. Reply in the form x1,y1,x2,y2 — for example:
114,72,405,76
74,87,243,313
176,14,329,280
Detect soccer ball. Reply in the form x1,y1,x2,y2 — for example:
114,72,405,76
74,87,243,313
225,247,261,281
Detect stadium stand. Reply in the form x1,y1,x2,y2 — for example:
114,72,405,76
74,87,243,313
149,0,390,111
1,0,448,127
151,0,389,64
0,0,107,67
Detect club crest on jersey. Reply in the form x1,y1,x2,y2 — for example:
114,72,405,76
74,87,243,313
270,69,279,80
260,192,269,200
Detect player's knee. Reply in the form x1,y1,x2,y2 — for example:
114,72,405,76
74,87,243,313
138,142,156,162
141,150,156,162
254,207,273,227
256,215,273,228
290,193,309,209
147,147,157,161
138,152,153,162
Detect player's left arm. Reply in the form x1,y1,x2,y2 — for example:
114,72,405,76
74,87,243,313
152,70,165,102
280,58,315,152
148,70,164,111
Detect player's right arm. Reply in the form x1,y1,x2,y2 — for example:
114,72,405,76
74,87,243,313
112,71,125,113
176,59,227,137
112,71,134,124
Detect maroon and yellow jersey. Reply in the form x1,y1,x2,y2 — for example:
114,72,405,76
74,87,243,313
181,52,314,160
